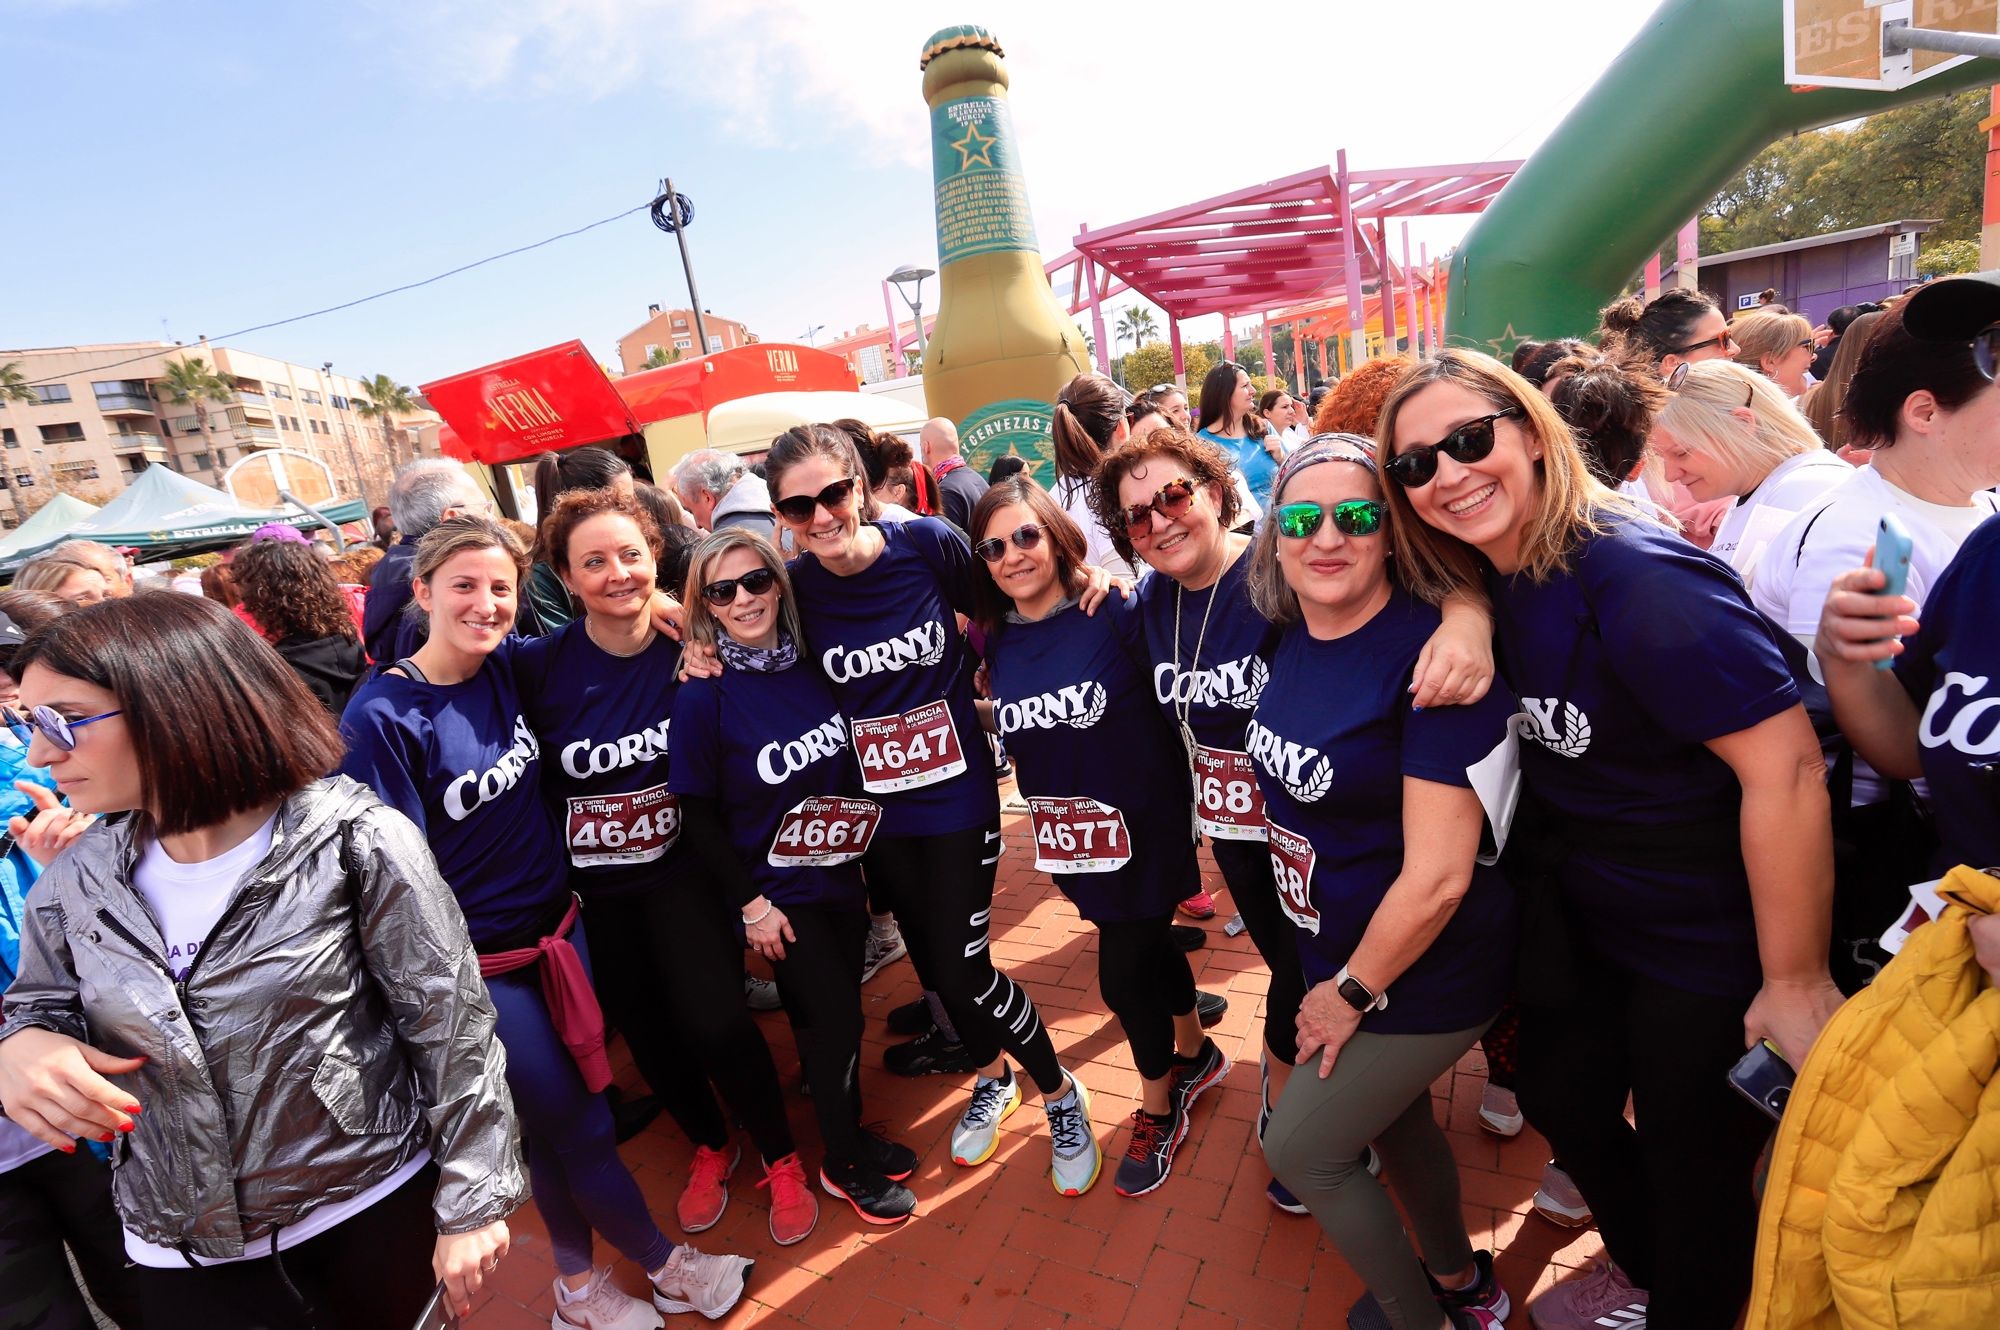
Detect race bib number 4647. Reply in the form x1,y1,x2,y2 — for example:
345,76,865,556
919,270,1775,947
769,796,881,868
852,700,966,793
1266,819,1319,935
565,783,680,868
1194,744,1266,841
1028,797,1132,874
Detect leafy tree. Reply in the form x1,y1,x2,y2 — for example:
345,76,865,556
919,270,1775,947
1121,343,1176,394
643,345,684,369
355,374,417,471
158,356,235,443
0,361,36,405
1918,237,1981,278
1235,344,1265,377
1702,89,1985,252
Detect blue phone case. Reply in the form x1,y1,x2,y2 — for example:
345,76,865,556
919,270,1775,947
1872,513,1914,672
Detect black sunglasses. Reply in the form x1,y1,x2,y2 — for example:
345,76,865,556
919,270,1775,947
772,477,859,524
1670,330,1735,357
974,523,1044,563
4,704,121,753
1972,322,2000,382
1273,500,1385,540
1113,477,1198,533
1385,408,1522,489
700,566,778,605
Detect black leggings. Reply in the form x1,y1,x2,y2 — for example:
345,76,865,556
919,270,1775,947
0,1145,142,1330
1209,836,1307,1065
1515,959,1770,1330
864,819,1064,1093
1095,913,1198,1081
129,1162,439,1330
768,905,870,1163
584,883,795,1164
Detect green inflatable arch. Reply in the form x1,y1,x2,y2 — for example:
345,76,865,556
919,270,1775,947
1447,0,1999,350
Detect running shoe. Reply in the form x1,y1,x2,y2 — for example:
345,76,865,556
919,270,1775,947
1533,1160,1593,1228
951,1069,1022,1166
1526,1261,1647,1330
1267,1177,1309,1214
1170,924,1206,952
650,1244,754,1321
676,1142,737,1233
859,927,907,984
1177,890,1217,920
743,973,782,1012
1044,1077,1101,1196
1113,1108,1184,1197
1431,1249,1511,1323
1194,990,1228,1028
756,1153,818,1246
819,1160,918,1225
1169,1037,1230,1119
883,1026,975,1077
553,1269,663,1330
885,997,933,1036
1478,1083,1524,1137
858,1127,919,1182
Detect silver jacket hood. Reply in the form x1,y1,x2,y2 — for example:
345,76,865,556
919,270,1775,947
0,775,525,1257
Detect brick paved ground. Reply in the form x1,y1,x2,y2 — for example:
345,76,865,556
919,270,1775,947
467,793,1604,1329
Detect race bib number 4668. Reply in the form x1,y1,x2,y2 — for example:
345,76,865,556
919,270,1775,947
565,783,680,868
852,700,966,793
769,796,881,868
1194,744,1266,841
1266,819,1319,935
1028,797,1132,874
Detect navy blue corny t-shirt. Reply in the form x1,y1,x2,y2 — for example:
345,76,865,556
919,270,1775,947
1486,514,1799,997
513,622,684,899
788,519,997,838
668,664,870,911
339,641,568,948
1248,591,1516,1034
1896,514,2000,870
986,596,1197,922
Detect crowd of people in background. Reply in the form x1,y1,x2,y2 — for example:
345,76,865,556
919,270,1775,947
0,269,1997,1330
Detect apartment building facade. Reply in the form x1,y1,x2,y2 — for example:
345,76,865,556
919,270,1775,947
615,305,756,375
0,341,439,526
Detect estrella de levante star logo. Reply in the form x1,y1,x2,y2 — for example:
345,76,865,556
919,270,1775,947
952,122,997,171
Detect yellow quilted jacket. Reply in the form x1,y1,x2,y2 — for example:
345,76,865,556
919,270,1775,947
1746,864,2000,1330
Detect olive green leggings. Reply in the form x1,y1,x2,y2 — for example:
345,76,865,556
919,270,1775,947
1261,1020,1491,1330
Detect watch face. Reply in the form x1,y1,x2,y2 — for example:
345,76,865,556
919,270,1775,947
1338,976,1373,1013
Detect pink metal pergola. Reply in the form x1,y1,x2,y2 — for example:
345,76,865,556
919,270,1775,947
1043,150,1520,384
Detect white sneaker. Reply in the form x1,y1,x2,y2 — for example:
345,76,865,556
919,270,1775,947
1532,1160,1594,1228
743,973,782,1012
552,1269,664,1330
650,1244,754,1321
859,928,907,984
950,1069,1022,1166
1479,1083,1524,1137
1044,1075,1101,1196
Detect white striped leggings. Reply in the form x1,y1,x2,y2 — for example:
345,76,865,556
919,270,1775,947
862,818,1065,1094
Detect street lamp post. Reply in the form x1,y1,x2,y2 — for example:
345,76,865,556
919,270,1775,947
800,324,826,348
886,264,935,370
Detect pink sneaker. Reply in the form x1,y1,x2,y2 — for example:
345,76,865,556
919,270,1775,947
676,1142,738,1233
1527,1262,1648,1330
757,1152,819,1246
1177,890,1217,920
1532,1160,1593,1228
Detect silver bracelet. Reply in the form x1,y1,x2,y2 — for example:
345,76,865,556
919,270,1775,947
741,901,774,927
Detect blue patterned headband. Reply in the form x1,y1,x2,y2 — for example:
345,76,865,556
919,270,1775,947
1272,433,1377,504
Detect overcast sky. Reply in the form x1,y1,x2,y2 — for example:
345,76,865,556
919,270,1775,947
2,0,1667,384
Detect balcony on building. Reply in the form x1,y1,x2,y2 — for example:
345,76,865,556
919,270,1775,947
112,432,169,461
234,390,274,423
234,424,282,449
92,381,157,415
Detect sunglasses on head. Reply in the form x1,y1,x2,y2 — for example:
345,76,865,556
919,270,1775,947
1274,499,1385,540
1385,407,1522,489
974,523,1044,562
1666,361,1756,407
772,477,859,525
700,566,778,605
4,704,121,753
1113,477,1198,533
1972,323,2000,382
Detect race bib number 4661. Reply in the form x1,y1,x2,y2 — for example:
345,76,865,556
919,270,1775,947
565,783,680,868
1028,797,1132,874
1194,744,1266,841
852,700,966,793
1266,819,1319,935
769,796,881,868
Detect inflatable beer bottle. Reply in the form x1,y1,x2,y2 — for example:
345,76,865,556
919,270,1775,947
919,25,1088,485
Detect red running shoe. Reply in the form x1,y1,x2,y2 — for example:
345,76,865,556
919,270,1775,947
677,1142,738,1234
757,1153,819,1246
1177,890,1217,920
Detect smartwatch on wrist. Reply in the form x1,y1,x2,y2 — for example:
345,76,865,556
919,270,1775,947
1333,964,1387,1014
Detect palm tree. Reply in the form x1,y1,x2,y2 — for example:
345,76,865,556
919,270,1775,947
643,345,684,369
0,361,36,405
1115,306,1159,354
158,356,236,446
355,374,417,469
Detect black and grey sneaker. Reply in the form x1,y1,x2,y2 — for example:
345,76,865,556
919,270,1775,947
1113,1107,1185,1197
1169,1037,1231,1119
885,997,933,1036
1194,990,1228,1028
1170,924,1206,952
1430,1249,1510,1322
858,1128,919,1182
819,1159,917,1225
882,1026,976,1077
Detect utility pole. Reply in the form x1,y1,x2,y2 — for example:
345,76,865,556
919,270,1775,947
652,179,710,355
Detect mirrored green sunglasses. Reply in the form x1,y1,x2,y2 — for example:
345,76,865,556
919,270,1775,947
1273,500,1385,540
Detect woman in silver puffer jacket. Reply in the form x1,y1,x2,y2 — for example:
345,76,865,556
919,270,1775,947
0,593,523,1328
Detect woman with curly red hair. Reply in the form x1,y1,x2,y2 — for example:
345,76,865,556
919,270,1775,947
233,538,369,714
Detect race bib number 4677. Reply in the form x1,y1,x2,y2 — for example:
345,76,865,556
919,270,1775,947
852,700,966,793
1028,797,1132,874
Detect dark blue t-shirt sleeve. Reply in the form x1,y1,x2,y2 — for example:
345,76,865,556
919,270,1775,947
1402,686,1515,788
1582,526,1800,744
338,696,430,839
908,517,978,617
666,679,723,801
1893,516,2000,706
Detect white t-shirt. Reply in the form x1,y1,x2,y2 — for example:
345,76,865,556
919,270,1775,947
0,1117,55,1175
123,813,430,1265
1711,449,1852,584
1053,476,1137,580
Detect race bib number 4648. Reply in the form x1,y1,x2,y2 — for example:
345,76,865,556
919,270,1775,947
1194,744,1266,841
852,700,966,793
565,783,680,868
1028,797,1131,874
1266,819,1319,935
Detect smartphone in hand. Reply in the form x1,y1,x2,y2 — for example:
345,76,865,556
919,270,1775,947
1872,513,1915,672
1728,1040,1796,1121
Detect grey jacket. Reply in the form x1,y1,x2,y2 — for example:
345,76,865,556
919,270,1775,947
0,776,525,1258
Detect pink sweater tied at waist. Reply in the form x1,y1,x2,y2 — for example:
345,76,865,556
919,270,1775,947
476,895,611,1093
